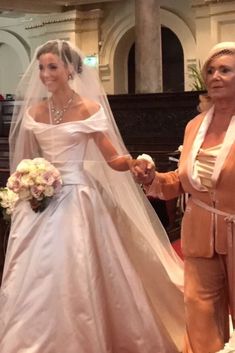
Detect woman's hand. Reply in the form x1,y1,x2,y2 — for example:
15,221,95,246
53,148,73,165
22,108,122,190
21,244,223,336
129,159,155,185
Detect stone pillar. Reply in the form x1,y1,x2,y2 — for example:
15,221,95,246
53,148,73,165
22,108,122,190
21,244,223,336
135,0,162,93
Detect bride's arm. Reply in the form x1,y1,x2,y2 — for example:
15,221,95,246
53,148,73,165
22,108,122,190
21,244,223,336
93,132,153,176
93,131,131,171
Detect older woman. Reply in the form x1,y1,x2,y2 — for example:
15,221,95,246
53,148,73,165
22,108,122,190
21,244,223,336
134,42,235,353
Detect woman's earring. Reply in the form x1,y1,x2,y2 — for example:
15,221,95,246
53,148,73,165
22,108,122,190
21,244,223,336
68,74,73,80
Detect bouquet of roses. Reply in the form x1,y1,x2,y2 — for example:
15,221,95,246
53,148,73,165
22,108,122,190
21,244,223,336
0,187,18,221
7,158,62,213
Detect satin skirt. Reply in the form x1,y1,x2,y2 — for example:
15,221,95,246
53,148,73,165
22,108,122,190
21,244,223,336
0,182,183,353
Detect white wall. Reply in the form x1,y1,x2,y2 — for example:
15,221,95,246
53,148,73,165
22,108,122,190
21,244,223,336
0,30,30,96
194,1,235,64
0,44,24,95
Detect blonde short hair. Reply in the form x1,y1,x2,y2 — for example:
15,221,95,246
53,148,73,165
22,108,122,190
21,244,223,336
202,42,235,81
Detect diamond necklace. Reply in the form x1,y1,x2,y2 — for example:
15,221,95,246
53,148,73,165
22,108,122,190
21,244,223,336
50,91,75,124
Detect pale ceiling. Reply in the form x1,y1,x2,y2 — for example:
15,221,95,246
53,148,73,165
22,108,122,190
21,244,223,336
0,0,123,17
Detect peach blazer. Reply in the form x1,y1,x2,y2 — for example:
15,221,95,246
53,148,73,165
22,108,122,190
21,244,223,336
148,106,235,257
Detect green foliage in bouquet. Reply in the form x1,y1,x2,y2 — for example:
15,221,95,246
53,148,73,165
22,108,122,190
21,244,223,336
29,196,52,213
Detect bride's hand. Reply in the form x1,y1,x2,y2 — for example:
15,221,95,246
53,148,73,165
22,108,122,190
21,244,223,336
129,159,155,185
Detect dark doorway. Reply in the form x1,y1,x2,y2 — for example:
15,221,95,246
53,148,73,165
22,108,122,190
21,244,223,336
128,26,184,93
161,26,184,92
128,44,135,94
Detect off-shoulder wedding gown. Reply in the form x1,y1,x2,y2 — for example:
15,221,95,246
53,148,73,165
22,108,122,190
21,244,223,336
0,108,184,353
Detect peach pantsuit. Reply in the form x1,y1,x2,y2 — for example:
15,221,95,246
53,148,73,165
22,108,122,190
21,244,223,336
147,106,235,353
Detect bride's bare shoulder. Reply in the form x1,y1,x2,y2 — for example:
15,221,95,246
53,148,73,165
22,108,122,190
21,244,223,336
28,100,49,120
78,98,100,118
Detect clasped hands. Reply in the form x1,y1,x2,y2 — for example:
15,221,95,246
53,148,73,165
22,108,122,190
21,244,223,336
129,158,155,186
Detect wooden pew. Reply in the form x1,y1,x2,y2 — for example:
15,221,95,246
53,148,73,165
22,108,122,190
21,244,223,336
108,91,200,170
0,100,15,187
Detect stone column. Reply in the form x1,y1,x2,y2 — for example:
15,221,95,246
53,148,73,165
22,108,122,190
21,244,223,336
135,0,162,93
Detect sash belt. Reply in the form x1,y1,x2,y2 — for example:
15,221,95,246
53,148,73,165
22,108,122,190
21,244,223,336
192,198,235,320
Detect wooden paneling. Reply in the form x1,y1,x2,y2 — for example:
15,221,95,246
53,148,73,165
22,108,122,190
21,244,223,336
0,100,15,187
108,91,200,170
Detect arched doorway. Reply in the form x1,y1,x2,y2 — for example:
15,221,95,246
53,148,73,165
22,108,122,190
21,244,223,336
128,44,135,94
0,30,30,96
127,26,184,93
162,26,184,92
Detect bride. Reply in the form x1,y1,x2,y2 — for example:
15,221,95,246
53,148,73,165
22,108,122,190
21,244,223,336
0,39,184,353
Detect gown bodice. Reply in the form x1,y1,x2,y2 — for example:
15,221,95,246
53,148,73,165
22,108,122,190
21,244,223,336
26,107,108,185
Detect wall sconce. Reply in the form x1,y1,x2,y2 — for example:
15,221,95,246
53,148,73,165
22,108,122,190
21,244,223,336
84,54,99,67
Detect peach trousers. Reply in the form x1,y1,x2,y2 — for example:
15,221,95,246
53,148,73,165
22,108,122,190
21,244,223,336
183,255,230,353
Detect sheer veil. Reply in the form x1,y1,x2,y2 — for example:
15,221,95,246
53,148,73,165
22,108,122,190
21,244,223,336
9,40,185,350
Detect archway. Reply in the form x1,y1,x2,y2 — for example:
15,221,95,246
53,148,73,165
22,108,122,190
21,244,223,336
0,30,30,95
162,26,184,92
113,27,135,94
101,8,196,93
127,26,184,93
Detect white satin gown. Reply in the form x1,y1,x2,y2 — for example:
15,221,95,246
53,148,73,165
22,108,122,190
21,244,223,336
0,108,184,353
